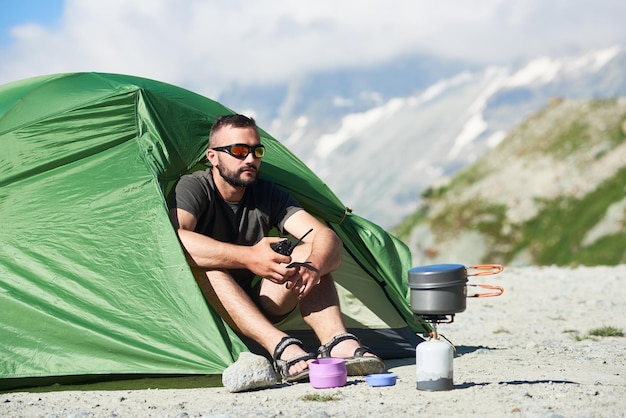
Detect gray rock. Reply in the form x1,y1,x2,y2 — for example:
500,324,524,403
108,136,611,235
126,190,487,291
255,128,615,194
222,352,278,392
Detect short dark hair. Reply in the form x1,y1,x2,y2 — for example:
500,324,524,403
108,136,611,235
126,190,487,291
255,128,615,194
209,114,260,146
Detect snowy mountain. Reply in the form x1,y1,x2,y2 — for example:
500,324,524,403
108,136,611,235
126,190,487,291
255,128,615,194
218,45,626,229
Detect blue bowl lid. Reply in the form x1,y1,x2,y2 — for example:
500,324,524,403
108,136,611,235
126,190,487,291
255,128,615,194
365,372,397,387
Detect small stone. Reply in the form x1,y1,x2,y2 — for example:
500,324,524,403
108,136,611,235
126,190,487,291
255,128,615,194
222,352,278,392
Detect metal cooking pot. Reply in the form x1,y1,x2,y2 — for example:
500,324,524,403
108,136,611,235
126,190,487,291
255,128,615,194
408,264,504,315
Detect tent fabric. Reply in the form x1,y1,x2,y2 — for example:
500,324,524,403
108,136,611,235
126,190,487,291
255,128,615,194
0,72,425,390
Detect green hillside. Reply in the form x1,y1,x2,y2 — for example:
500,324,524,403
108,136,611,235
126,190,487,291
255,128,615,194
394,98,626,266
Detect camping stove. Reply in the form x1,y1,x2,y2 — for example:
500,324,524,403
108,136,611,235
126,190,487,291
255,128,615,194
414,314,455,343
413,315,454,350
417,314,455,325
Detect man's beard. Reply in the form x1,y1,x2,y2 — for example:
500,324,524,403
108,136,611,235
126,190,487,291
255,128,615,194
217,162,258,188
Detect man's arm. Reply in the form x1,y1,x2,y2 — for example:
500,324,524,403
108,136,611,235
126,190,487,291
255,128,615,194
169,208,295,282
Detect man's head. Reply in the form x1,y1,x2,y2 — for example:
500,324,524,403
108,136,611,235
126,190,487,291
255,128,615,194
207,114,264,188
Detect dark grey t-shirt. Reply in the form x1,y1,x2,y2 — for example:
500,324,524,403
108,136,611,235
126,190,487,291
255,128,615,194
170,169,302,288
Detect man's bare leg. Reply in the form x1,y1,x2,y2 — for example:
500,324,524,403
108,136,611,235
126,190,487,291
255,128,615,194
299,274,374,357
192,269,310,375
258,246,370,359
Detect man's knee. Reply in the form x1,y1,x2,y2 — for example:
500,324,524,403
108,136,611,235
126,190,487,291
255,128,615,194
257,279,299,320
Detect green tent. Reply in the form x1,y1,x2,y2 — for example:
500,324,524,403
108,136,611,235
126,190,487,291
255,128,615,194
0,72,424,390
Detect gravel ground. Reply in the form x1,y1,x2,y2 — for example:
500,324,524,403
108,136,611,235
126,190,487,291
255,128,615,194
2,265,625,418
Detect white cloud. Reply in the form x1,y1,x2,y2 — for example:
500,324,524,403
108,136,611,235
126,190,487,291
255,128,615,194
1,0,625,97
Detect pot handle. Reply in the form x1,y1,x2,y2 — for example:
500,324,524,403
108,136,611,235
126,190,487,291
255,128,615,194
467,264,503,276
467,284,504,298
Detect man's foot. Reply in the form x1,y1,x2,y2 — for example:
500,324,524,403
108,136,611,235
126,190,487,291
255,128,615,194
272,337,317,382
318,333,386,376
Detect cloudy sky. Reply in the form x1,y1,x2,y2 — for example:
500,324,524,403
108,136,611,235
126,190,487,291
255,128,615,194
1,0,625,98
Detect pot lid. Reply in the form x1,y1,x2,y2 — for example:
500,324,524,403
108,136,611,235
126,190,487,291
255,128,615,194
408,264,468,287
409,264,465,274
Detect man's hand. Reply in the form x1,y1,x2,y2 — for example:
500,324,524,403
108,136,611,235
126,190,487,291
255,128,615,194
245,237,297,284
284,262,321,300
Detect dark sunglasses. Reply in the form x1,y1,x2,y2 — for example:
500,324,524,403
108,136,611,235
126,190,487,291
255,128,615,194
211,143,266,159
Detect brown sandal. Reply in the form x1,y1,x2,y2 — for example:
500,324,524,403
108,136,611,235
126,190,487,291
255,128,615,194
273,337,316,383
318,333,386,376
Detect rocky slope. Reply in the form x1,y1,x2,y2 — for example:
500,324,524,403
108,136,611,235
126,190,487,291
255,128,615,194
394,98,626,267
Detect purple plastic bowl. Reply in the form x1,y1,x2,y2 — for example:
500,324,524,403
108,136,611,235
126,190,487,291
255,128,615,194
309,358,347,389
